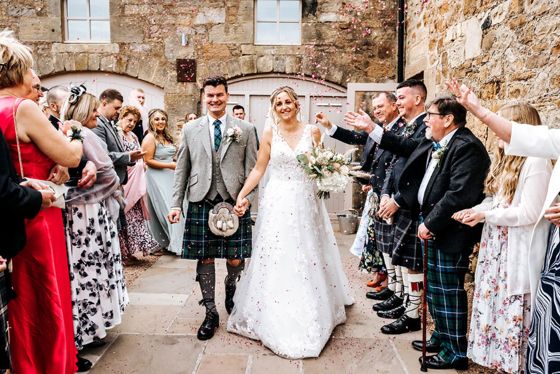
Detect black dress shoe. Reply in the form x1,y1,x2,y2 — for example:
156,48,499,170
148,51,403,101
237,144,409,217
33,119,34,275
225,282,236,315
77,355,92,372
197,311,219,341
377,304,405,319
418,354,468,370
372,295,403,311
366,287,394,300
380,314,421,334
412,339,443,353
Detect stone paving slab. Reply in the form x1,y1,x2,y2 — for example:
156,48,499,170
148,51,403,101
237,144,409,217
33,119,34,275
129,267,197,294
110,305,182,334
196,354,248,374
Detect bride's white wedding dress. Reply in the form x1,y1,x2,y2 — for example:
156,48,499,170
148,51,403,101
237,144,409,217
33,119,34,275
227,124,354,359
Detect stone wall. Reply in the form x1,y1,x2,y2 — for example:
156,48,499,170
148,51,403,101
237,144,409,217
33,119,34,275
1,0,400,127
404,0,560,144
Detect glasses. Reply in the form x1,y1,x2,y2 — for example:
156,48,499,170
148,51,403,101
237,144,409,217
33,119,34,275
31,85,43,93
426,112,447,120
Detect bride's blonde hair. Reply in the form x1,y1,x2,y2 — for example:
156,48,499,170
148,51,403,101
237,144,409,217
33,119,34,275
484,103,542,202
268,86,301,125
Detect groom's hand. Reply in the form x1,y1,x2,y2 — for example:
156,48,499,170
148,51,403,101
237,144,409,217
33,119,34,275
168,209,181,224
234,198,249,217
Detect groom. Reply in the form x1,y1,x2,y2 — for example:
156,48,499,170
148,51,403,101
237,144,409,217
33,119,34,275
168,75,258,341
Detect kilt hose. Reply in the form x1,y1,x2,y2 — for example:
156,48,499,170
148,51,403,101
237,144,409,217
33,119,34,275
391,208,422,271
422,238,470,364
182,199,252,260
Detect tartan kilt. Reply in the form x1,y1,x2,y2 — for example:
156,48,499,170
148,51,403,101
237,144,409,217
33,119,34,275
182,200,252,260
391,208,422,271
0,272,11,370
374,217,394,255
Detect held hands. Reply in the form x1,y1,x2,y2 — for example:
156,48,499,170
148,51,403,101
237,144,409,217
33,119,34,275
445,78,485,118
378,196,399,219
168,209,181,224
418,223,433,240
48,164,70,185
39,189,56,211
452,209,485,227
129,150,146,162
315,112,332,130
544,203,560,227
234,197,250,217
344,110,377,134
78,161,97,188
362,184,372,193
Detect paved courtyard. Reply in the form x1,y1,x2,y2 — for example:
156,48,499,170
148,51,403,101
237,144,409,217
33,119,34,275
81,230,456,374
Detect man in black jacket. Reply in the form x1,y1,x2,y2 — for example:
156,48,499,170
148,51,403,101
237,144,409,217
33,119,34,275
316,92,404,295
349,95,490,370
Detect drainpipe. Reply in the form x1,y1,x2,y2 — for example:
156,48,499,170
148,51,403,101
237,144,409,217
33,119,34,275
397,0,405,82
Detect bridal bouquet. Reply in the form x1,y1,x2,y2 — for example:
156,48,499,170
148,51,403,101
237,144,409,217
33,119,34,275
297,144,369,199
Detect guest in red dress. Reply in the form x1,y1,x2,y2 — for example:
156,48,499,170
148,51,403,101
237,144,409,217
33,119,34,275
0,30,83,374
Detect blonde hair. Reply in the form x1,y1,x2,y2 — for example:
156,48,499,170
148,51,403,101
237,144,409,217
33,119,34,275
60,92,100,125
484,103,543,202
0,30,34,89
268,86,301,125
148,108,174,145
119,105,141,121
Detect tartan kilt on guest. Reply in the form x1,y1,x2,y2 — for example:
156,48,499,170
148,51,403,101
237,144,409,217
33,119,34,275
374,217,394,255
391,208,422,271
182,200,252,260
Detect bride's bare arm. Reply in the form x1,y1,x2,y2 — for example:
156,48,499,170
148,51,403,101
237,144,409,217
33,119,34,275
235,126,273,214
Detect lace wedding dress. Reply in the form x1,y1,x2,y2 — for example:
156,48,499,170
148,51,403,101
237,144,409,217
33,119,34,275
227,124,354,359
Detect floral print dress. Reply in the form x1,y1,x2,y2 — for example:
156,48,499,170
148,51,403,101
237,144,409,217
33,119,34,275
467,199,531,374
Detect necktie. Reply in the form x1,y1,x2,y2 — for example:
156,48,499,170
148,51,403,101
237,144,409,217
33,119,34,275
432,141,442,151
213,119,222,151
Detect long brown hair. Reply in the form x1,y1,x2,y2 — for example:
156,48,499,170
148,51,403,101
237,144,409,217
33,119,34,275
484,103,542,202
148,109,174,145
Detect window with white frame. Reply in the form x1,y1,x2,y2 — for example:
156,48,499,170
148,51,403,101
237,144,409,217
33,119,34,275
65,0,110,42
255,0,301,45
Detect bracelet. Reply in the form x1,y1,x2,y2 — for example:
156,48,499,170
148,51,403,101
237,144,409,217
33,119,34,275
67,125,85,142
479,109,491,121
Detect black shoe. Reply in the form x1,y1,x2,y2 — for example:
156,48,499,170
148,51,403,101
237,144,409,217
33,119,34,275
225,281,236,315
380,314,421,334
412,339,443,353
418,354,468,370
377,304,405,319
366,287,394,300
372,295,403,311
197,311,219,341
77,355,92,372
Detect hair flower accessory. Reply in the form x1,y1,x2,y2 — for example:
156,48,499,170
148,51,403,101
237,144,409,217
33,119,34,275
68,84,87,104
226,126,242,143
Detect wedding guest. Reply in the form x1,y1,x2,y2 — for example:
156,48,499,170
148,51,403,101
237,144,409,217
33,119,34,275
185,112,197,122
117,105,159,264
128,88,148,144
60,86,129,352
0,29,83,374
26,70,44,105
451,103,551,374
349,94,490,370
446,78,560,374
143,109,185,255
317,92,404,302
232,105,246,120
39,95,51,117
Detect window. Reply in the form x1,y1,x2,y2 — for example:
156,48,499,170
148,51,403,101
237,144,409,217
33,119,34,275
65,0,110,42
255,0,301,45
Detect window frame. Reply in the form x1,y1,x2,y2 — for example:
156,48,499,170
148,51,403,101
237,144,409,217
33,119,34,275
254,0,302,46
63,0,111,44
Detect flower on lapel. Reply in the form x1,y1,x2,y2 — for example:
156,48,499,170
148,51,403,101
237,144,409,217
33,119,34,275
226,126,242,143
401,122,417,138
112,122,120,135
432,146,448,167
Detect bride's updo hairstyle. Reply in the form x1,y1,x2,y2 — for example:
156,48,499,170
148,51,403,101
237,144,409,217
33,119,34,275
268,86,301,124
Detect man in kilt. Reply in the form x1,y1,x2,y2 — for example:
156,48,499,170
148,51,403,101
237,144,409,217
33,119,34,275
168,76,258,341
375,80,427,332
349,95,489,370
320,92,403,298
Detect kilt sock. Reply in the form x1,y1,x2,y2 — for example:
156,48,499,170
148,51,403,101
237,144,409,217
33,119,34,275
404,268,423,319
394,265,403,297
197,261,217,314
225,259,245,286
382,252,397,292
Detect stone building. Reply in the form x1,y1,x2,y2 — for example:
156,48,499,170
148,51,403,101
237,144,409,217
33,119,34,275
405,0,560,143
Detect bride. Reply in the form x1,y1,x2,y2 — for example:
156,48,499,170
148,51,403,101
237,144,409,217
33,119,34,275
227,86,354,359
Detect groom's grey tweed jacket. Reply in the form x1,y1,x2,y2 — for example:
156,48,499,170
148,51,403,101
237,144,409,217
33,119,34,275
172,114,258,209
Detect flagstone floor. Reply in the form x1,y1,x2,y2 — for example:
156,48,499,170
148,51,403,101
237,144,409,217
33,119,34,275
81,229,457,374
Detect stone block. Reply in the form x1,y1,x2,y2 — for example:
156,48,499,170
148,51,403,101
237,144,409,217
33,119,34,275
88,54,100,71
100,56,117,72
465,17,482,60
45,0,62,17
36,54,54,76
491,0,510,25
233,1,253,22
74,54,88,71
285,55,299,74
138,59,158,82
226,58,242,78
125,56,140,77
165,36,195,63
257,55,274,73
7,3,35,16
110,16,144,43
239,55,256,75
326,65,344,85
63,53,76,71
116,55,128,75
152,66,170,88
209,23,253,44
273,55,286,73
53,53,65,73
195,7,226,24
19,17,62,42
202,44,232,59
52,44,119,54
240,44,256,55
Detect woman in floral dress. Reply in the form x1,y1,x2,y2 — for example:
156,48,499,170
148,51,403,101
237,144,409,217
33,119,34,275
117,105,159,264
452,103,552,374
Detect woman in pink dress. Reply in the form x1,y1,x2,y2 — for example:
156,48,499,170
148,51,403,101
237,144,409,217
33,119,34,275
0,30,83,373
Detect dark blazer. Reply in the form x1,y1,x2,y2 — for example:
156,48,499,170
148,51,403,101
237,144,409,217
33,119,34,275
132,119,145,145
0,128,42,258
331,117,406,192
381,114,427,207
379,126,490,254
92,115,131,185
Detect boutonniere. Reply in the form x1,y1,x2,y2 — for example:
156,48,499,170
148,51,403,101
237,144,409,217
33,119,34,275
112,122,120,134
226,126,242,143
432,146,448,167
401,122,417,138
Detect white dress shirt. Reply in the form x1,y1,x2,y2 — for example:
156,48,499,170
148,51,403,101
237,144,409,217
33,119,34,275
208,113,227,141
417,129,458,205
325,116,401,138
368,112,426,144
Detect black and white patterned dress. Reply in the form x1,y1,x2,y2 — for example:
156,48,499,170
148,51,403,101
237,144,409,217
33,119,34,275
65,200,129,350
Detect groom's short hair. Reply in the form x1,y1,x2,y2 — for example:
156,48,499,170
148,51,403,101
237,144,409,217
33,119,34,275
202,75,228,93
